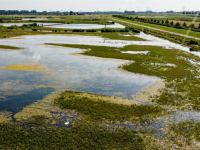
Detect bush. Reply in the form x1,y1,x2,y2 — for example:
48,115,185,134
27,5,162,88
21,24,29,28
174,26,185,29
125,26,140,33
190,39,199,45
72,29,85,32
32,29,37,31
86,29,97,32
132,28,140,33
30,23,38,27
119,29,129,32
101,29,119,32
7,25,19,29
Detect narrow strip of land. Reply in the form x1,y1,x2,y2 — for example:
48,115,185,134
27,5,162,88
110,18,200,40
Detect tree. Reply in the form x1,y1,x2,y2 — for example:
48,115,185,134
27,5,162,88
165,20,169,24
190,23,195,28
182,22,187,27
70,11,73,15
198,23,200,29
170,21,174,26
161,20,164,24
175,22,181,27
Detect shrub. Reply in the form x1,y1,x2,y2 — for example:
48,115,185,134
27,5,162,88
101,29,119,32
86,29,97,32
132,28,140,33
190,39,199,45
72,29,85,32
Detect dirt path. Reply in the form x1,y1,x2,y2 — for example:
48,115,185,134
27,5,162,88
111,18,200,41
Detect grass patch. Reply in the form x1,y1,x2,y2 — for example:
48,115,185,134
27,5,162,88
0,121,145,150
53,91,164,123
0,64,55,74
0,45,22,50
168,119,200,146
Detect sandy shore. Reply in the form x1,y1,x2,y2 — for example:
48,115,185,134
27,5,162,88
132,79,165,104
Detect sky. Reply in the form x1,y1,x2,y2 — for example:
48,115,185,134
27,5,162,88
0,0,199,12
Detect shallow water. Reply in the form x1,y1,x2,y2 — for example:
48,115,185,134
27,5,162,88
0,22,125,29
0,22,63,27
22,18,50,21
0,34,157,114
45,23,125,29
1,33,200,126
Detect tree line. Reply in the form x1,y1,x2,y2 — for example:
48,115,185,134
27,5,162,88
113,15,200,32
0,10,68,15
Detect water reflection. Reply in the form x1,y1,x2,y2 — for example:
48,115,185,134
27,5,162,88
45,23,125,29
0,34,157,113
0,22,125,29
0,23,63,27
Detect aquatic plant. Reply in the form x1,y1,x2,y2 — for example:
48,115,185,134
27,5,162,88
46,43,200,110
0,121,146,149
167,119,200,146
53,91,164,123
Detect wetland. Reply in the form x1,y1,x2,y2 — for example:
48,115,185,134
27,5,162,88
1,21,200,149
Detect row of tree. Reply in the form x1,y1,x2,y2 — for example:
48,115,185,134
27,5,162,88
113,15,200,32
0,10,68,15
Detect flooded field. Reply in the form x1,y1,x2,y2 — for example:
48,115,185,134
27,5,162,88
0,34,159,115
1,31,200,149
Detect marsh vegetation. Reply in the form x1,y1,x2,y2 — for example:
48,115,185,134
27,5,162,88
46,42,200,110
1,14,200,149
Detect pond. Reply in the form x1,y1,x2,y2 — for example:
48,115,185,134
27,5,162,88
44,23,125,29
0,22,63,27
0,22,125,29
22,18,50,21
0,34,157,114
